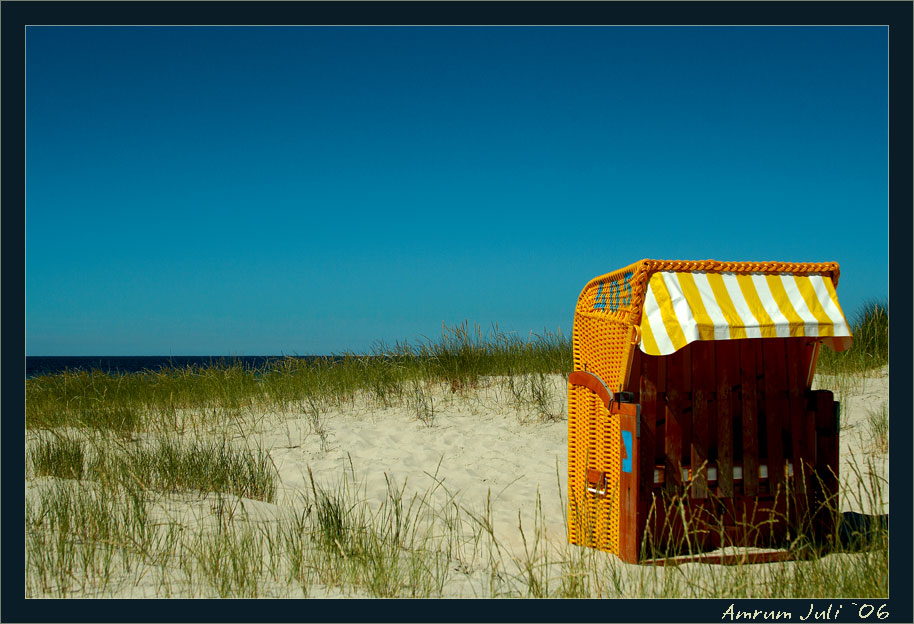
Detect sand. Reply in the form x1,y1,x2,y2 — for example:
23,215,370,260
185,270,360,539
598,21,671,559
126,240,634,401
271,368,889,551
266,375,572,558
25,368,889,599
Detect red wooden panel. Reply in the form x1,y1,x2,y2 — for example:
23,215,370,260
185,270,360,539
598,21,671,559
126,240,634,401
664,346,689,494
638,353,659,542
813,391,838,538
615,403,640,563
762,339,787,493
690,341,715,499
630,349,642,392
715,341,738,498
655,354,667,464
805,396,818,476
679,346,692,493
786,339,810,503
815,391,838,486
656,354,667,393
740,340,760,497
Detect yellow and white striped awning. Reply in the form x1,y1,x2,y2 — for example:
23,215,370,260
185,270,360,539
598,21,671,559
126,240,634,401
639,271,853,356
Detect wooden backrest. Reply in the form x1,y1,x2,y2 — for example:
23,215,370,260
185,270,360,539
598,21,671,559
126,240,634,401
631,337,822,500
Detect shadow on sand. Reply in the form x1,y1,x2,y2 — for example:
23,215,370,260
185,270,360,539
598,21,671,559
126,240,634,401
836,511,889,552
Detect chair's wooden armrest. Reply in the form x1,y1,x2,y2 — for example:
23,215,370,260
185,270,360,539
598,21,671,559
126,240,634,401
568,370,614,408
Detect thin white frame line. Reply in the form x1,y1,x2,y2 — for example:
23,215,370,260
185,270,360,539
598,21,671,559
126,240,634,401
24,24,890,27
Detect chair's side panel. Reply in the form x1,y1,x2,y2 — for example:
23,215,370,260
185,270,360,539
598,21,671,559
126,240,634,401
761,339,788,495
615,402,640,562
572,261,645,392
636,351,658,559
786,339,813,508
568,261,646,557
812,391,839,540
567,380,587,547
739,340,761,498
690,341,716,500
568,382,614,549
573,314,639,393
569,311,627,556
600,401,622,555
664,345,690,495
567,390,622,553
715,341,739,499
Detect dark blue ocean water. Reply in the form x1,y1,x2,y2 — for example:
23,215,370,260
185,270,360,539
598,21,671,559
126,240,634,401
25,356,326,379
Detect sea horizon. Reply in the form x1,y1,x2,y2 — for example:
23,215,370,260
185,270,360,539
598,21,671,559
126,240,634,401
25,354,343,378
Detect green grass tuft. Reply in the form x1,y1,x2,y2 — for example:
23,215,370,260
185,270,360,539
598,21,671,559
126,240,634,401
29,434,86,480
817,300,888,375
26,321,572,434
25,314,887,598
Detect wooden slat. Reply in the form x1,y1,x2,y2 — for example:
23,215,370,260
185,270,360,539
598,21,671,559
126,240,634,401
639,354,659,536
615,402,641,562
813,390,837,538
664,346,689,494
680,347,693,494
806,393,819,483
755,339,767,486
815,392,838,489
715,341,738,498
690,341,714,499
762,339,787,494
802,392,819,537
740,340,760,497
655,356,667,465
786,339,810,501
644,549,795,566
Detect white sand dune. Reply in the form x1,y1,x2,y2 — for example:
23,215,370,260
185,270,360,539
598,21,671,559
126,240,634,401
265,375,571,557
279,368,887,544
26,368,888,598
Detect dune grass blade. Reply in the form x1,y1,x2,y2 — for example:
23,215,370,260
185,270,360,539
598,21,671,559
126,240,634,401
94,437,278,502
864,404,889,454
26,322,572,433
27,432,277,503
817,300,888,375
25,480,165,597
28,433,86,480
25,308,887,598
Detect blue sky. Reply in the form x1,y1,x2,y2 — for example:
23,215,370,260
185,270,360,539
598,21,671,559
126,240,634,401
26,26,888,356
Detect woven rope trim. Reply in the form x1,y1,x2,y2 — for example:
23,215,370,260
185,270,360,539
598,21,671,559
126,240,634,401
628,259,841,324
637,259,840,279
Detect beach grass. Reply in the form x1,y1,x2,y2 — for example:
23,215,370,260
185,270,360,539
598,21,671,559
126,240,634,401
25,478,168,597
864,403,889,455
28,432,277,502
25,438,888,599
816,300,888,376
25,314,888,599
26,322,572,434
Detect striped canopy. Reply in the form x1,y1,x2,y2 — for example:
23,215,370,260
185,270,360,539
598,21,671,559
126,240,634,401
639,271,853,356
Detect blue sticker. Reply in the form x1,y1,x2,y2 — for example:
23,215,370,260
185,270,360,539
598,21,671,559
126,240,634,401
621,430,633,473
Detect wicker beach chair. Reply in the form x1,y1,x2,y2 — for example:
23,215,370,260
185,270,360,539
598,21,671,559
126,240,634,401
567,260,852,564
